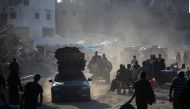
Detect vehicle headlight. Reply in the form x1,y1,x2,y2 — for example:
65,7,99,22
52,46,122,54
82,81,89,85
53,82,64,87
81,85,89,90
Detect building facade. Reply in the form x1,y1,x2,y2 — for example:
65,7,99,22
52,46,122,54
6,0,56,45
0,0,9,28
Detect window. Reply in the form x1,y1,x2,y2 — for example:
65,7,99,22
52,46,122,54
46,10,51,20
23,0,30,6
35,13,40,19
15,27,29,39
43,28,54,37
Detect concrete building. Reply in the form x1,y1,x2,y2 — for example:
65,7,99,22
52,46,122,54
6,0,56,46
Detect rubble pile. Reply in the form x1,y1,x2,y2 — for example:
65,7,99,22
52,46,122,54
55,47,86,73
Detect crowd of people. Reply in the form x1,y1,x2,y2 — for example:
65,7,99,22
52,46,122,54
87,50,190,109
103,50,190,109
122,70,190,109
109,54,167,94
0,50,190,109
0,58,43,109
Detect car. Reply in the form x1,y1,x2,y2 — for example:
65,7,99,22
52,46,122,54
49,72,91,102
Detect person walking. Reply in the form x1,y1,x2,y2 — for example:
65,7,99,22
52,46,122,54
7,70,22,105
100,54,112,83
87,51,102,76
176,52,181,66
116,64,128,94
157,54,166,85
9,58,20,74
20,74,43,109
127,72,156,109
183,52,188,65
169,71,187,109
131,55,138,68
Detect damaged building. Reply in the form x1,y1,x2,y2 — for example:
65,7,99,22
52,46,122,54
1,0,56,47
0,0,56,75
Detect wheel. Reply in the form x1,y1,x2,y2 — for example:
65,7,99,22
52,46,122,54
51,92,57,103
84,91,91,101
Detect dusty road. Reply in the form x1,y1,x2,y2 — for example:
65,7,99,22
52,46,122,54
39,81,173,109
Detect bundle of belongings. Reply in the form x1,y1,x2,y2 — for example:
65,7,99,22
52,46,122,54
55,47,86,73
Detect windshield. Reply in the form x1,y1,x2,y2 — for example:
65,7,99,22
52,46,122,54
54,73,86,82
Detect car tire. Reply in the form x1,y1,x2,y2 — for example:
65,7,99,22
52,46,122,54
51,93,57,103
84,91,91,101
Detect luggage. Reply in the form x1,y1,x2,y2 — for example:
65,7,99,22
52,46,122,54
55,47,86,73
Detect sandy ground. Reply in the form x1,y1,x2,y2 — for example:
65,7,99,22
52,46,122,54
1,75,172,109
40,81,173,109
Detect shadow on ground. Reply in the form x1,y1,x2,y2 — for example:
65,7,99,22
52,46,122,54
156,96,168,101
50,100,111,109
39,104,56,109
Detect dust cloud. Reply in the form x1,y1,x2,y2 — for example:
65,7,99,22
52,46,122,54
41,0,188,102
56,0,185,55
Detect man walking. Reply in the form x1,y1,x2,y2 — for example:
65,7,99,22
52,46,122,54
128,72,156,109
169,71,187,109
7,69,22,105
20,74,43,109
9,58,20,74
176,52,181,65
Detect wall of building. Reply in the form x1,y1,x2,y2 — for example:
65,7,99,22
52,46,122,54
6,0,56,41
